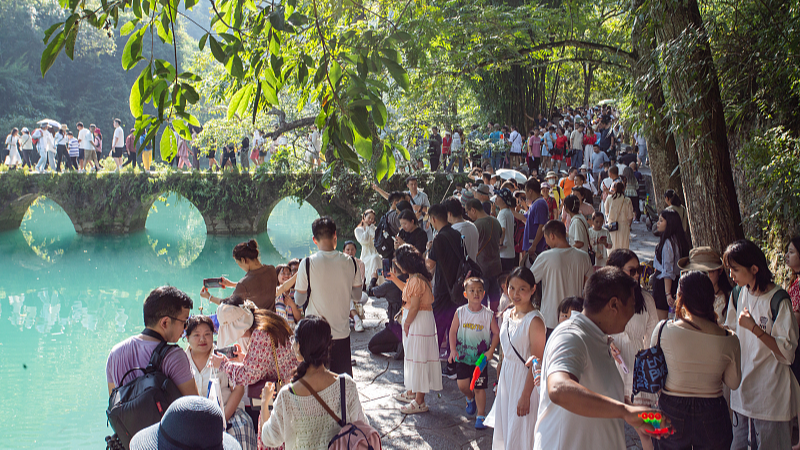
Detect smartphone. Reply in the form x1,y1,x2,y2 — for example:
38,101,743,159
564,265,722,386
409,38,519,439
382,259,392,276
214,345,238,358
203,277,223,289
377,268,383,277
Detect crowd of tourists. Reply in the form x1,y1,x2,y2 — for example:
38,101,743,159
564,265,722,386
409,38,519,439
101,111,800,450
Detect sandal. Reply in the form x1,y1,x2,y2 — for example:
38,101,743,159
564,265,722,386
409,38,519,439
393,391,415,403
400,400,429,414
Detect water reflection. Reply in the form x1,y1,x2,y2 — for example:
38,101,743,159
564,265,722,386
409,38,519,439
268,197,320,260
146,193,207,268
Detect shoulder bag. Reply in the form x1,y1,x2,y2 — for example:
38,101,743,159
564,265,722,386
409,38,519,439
632,321,668,399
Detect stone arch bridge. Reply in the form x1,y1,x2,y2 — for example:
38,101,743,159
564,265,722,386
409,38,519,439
0,170,459,236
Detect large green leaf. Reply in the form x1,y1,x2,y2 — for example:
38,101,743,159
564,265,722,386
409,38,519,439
227,84,253,119
122,29,145,70
40,30,66,76
160,127,177,162
329,60,342,86
376,146,390,182
354,133,372,159
350,106,371,138
130,77,143,117
208,36,229,64
380,57,409,91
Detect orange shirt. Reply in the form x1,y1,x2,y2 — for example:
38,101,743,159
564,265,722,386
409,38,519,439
559,177,576,197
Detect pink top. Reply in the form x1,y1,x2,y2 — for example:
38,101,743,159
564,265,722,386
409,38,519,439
403,275,434,311
528,135,541,158
220,328,299,386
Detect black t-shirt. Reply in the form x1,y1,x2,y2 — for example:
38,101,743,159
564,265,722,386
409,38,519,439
618,152,637,166
428,224,462,312
399,227,428,255
428,134,442,157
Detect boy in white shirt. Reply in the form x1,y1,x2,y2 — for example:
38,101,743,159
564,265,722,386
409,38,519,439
588,212,613,267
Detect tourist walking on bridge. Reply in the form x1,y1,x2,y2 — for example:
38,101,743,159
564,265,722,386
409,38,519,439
4,128,22,168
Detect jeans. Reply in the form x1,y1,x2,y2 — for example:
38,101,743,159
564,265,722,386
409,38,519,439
55,145,70,171
492,153,505,170
730,411,792,450
571,149,584,169
638,143,648,163
329,336,353,376
221,150,237,168
446,154,464,173
35,147,49,171
653,393,732,450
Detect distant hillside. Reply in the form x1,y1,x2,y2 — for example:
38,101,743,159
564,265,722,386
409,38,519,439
180,0,211,41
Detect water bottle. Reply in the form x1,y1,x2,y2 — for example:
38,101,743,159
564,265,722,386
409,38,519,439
532,357,542,393
668,306,675,321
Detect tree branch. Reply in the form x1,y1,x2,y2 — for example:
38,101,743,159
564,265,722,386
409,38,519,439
266,108,287,128
263,116,316,140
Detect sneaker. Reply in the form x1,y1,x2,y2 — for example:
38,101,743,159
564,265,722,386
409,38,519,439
465,397,477,416
353,315,364,332
443,362,457,379
475,416,487,430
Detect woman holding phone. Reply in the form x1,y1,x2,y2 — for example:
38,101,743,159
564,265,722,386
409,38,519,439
201,240,278,311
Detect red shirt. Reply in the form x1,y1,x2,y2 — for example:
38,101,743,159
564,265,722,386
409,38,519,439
442,135,452,155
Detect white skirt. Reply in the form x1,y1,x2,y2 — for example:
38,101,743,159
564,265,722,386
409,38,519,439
403,310,442,393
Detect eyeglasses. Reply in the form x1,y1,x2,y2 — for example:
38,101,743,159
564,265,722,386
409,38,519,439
169,316,189,329
627,268,639,277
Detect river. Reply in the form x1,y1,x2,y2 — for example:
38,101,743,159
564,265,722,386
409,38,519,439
0,194,321,448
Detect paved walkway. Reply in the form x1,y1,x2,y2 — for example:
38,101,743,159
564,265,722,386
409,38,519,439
349,222,659,449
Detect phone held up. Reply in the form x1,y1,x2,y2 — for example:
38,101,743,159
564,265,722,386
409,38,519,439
203,277,224,289
214,345,238,359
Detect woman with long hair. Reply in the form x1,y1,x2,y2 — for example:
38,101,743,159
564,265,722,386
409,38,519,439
184,315,257,450
664,189,689,235
354,209,381,284
201,240,278,311
485,267,546,449
678,247,733,326
606,249,659,450
389,244,442,414
211,308,299,450
604,180,634,251
259,316,367,450
652,209,691,320
653,271,741,450
4,128,21,167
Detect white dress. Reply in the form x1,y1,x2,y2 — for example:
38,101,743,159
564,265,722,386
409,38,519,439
5,135,21,166
402,276,442,393
486,309,543,449
354,224,381,281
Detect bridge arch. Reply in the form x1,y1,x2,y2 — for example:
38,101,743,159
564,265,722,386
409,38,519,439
0,192,82,234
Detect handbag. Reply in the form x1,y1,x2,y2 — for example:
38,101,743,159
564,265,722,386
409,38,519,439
606,195,620,231
576,218,596,265
632,321,668,399
247,339,285,408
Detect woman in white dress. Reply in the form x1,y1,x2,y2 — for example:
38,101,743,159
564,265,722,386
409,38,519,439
604,180,634,252
5,128,21,167
354,209,381,279
486,267,547,449
606,249,659,450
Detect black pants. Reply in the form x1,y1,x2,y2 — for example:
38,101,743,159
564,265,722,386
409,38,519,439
69,156,79,170
122,151,137,168
430,156,440,171
221,150,237,168
653,273,678,312
501,258,517,272
653,393,732,450
628,195,641,221
55,145,70,171
329,336,353,376
22,149,34,167
368,324,401,355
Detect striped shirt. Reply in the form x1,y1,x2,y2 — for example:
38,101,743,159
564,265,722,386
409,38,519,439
68,138,80,157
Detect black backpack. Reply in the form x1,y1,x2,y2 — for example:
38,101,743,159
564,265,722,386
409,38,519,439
442,232,483,306
374,212,395,259
106,329,183,449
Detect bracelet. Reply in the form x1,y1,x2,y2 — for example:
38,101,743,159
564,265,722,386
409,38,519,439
751,323,761,336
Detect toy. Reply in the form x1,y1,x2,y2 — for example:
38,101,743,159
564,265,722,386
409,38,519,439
470,354,488,390
639,412,671,436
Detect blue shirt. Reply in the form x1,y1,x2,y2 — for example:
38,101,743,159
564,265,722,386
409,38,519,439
590,150,609,172
522,198,549,254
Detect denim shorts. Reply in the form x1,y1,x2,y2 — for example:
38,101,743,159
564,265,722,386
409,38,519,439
653,393,732,450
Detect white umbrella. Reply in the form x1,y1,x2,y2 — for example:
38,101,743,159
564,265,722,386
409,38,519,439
37,119,61,129
496,168,527,184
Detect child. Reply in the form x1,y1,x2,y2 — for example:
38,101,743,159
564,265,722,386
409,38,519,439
723,239,799,449
343,240,366,332
485,267,547,449
448,278,500,429
588,212,613,267
274,264,301,329
557,296,584,323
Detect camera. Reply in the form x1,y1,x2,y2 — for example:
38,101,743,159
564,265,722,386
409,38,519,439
214,345,238,358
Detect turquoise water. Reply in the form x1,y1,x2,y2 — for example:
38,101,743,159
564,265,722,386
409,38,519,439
0,194,320,448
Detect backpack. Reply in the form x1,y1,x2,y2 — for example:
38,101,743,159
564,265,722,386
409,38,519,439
442,232,483,306
327,376,382,450
373,212,395,259
106,329,183,449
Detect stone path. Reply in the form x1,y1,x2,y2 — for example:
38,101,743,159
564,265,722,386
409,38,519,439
348,221,659,449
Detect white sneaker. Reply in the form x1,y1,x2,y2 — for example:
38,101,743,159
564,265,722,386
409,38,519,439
353,315,364,332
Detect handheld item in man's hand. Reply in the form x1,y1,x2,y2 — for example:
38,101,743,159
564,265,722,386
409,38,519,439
203,277,224,288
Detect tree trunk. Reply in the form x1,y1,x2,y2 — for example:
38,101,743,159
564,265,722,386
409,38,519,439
629,0,683,212
582,62,595,106
650,0,745,252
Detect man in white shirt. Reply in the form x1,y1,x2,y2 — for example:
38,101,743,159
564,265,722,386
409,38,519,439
308,126,321,168
444,197,479,261
77,122,93,172
531,220,593,333
111,118,125,171
493,188,517,271
535,267,661,450
33,123,55,173
294,217,362,376
507,124,523,168
634,131,648,166
570,122,585,170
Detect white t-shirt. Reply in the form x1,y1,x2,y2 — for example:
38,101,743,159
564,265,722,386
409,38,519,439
531,247,593,328
78,129,93,150
113,127,125,148
508,130,523,154
497,207,515,259
724,286,800,420
452,221,479,261
568,215,591,254
535,313,626,450
294,251,361,340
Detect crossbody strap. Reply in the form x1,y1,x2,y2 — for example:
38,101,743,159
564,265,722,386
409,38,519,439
576,217,593,252
506,326,526,364
339,375,347,425
298,378,344,426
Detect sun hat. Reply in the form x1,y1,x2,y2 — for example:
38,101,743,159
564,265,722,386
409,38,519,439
215,301,255,348
475,184,492,196
129,396,241,450
21,127,29,133
493,188,515,207
545,171,557,179
579,164,589,170
678,246,723,273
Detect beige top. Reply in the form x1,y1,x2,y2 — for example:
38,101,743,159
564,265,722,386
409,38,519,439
653,320,742,398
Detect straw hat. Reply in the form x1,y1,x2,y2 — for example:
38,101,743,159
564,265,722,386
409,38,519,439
678,246,723,273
